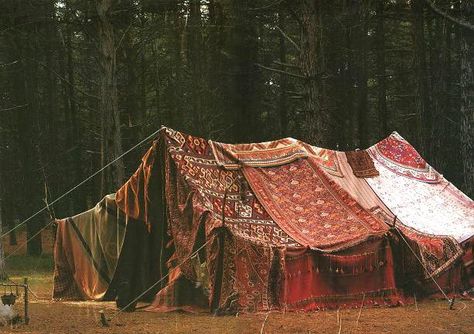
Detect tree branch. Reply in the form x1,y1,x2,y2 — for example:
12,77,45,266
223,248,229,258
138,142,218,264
0,104,29,112
424,0,474,31
272,60,301,69
255,63,305,79
275,25,301,52
248,0,286,11
26,57,99,100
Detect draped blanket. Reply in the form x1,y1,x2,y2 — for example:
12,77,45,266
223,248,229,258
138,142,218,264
371,132,440,183
302,144,344,177
345,150,379,178
322,149,465,281
53,194,126,300
367,152,474,243
243,157,388,251
210,138,307,169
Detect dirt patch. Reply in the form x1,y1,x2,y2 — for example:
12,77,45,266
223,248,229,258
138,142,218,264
0,299,472,334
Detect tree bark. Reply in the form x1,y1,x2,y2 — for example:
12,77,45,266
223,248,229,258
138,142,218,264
376,0,389,138
459,2,474,197
0,155,5,279
65,0,85,213
188,0,204,134
278,9,289,137
300,0,326,146
8,4,44,256
97,0,125,194
354,1,369,148
230,0,260,142
411,0,432,158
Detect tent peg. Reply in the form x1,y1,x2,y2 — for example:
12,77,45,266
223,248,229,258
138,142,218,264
99,310,109,327
449,297,455,310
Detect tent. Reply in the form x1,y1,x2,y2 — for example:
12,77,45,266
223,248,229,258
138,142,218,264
52,127,474,312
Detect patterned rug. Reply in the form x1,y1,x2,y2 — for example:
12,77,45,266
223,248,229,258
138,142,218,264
243,156,388,252
371,132,440,183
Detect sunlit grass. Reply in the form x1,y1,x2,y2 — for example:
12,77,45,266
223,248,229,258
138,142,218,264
5,255,53,273
2,255,54,298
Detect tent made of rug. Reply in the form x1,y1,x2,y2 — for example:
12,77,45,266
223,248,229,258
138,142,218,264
52,127,474,312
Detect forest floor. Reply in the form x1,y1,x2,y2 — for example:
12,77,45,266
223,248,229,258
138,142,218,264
1,231,474,334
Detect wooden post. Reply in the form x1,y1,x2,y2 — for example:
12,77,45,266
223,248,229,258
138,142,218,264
0,195,5,280
449,296,455,310
24,277,29,325
99,310,109,327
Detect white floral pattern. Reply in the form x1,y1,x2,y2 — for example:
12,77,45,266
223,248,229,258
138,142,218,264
367,157,474,242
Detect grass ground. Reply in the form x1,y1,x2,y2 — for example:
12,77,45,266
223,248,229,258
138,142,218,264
1,231,474,333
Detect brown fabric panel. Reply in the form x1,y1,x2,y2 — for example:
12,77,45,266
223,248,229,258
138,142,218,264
53,218,109,300
115,141,158,227
52,220,84,300
345,150,379,178
53,195,126,301
146,275,208,313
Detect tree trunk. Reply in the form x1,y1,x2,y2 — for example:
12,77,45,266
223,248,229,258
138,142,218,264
9,10,44,256
278,9,289,137
230,0,260,142
354,1,369,148
0,158,6,279
97,0,124,194
300,0,326,146
459,3,474,197
411,0,432,157
188,0,204,134
65,0,85,213
427,14,449,172
376,0,389,138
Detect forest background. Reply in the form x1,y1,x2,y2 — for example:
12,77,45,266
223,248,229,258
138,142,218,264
0,0,472,255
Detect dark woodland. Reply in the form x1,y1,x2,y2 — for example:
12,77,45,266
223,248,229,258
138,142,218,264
0,0,473,255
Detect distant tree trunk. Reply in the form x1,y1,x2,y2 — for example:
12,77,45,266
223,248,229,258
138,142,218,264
0,162,6,279
300,0,326,146
168,3,185,128
354,1,369,148
97,0,124,193
376,0,389,138
9,14,44,256
64,0,85,213
278,10,289,137
427,14,448,172
207,0,225,138
459,3,474,197
122,21,141,163
411,0,432,157
230,0,260,142
188,0,204,134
